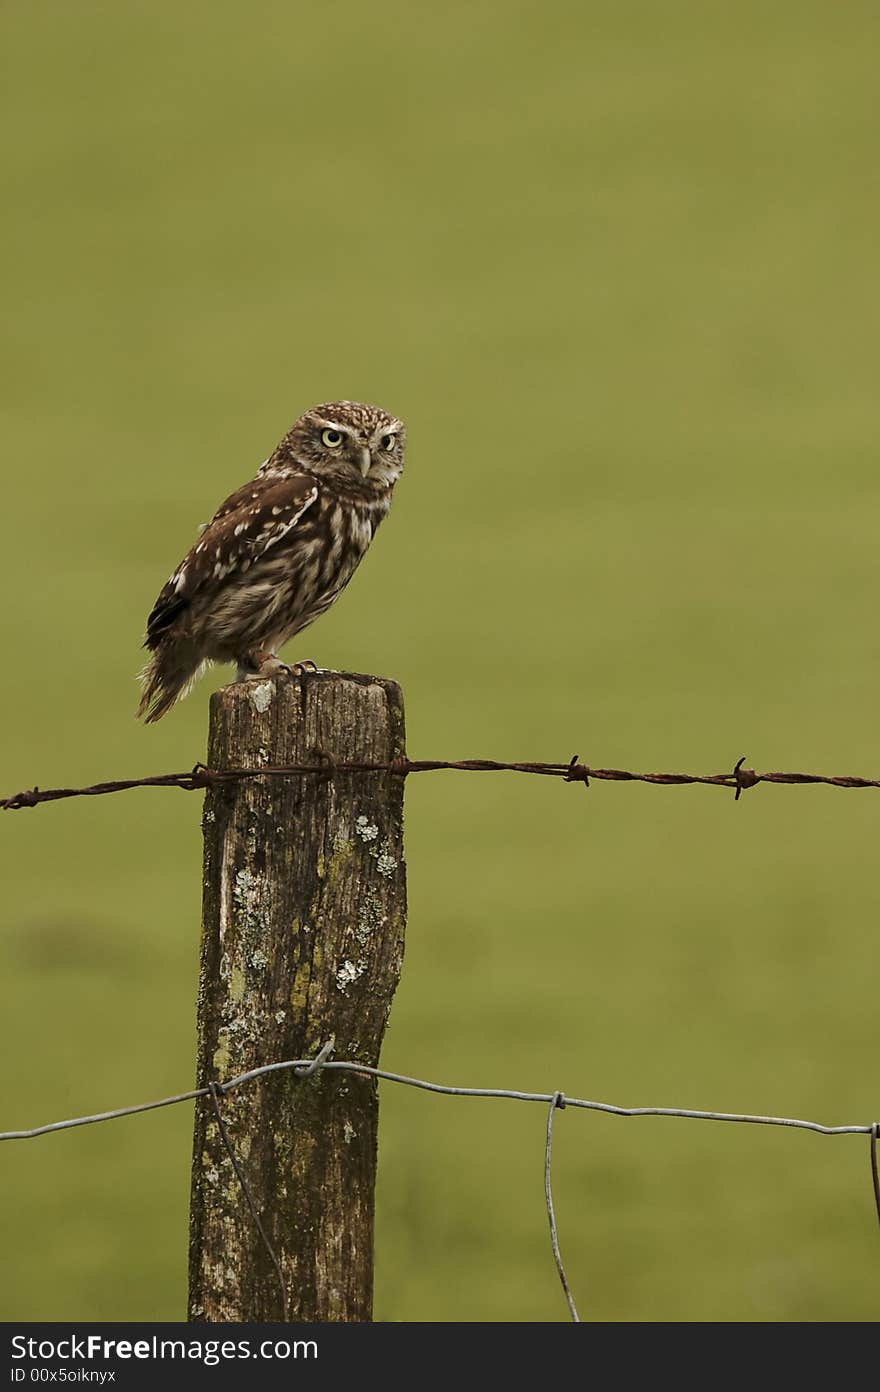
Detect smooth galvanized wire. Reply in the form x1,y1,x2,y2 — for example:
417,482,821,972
544,1092,580,1322
2,1052,879,1325
871,1124,880,1231
4,735,876,1305
2,1056,875,1141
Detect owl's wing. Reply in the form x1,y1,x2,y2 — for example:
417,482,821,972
144,474,319,648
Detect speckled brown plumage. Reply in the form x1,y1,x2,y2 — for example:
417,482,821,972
137,401,405,721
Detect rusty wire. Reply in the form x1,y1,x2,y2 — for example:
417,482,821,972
1,1052,878,1322
4,752,880,812
2,747,878,1315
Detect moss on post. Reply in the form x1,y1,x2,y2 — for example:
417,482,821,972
188,670,407,1322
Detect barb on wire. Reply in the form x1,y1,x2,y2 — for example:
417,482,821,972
544,1091,580,1322
208,1083,289,1321
4,752,880,813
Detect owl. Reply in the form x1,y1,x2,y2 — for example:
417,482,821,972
137,400,405,722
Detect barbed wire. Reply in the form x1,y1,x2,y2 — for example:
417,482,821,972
3,734,878,1314
5,752,880,812
1,1051,877,1321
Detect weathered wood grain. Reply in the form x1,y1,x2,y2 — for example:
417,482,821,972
188,670,407,1322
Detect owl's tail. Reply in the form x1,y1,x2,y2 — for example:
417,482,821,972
136,642,207,723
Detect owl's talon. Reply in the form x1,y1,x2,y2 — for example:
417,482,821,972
237,653,289,680
241,657,318,680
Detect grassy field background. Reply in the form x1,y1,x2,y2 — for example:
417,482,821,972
2,1,878,1321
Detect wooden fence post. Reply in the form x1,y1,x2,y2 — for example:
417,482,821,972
188,670,407,1322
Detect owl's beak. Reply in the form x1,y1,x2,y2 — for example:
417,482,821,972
358,446,372,477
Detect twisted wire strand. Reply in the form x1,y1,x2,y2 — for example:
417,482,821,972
4,753,880,811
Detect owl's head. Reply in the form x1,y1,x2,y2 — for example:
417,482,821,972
282,400,405,491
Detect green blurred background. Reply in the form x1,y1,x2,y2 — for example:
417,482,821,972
2,0,878,1322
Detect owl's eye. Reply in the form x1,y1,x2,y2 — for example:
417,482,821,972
380,433,397,451
321,428,344,448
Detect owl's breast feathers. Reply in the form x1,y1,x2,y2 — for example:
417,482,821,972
145,473,320,649
137,399,402,722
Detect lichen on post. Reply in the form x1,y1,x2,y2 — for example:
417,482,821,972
188,670,407,1322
